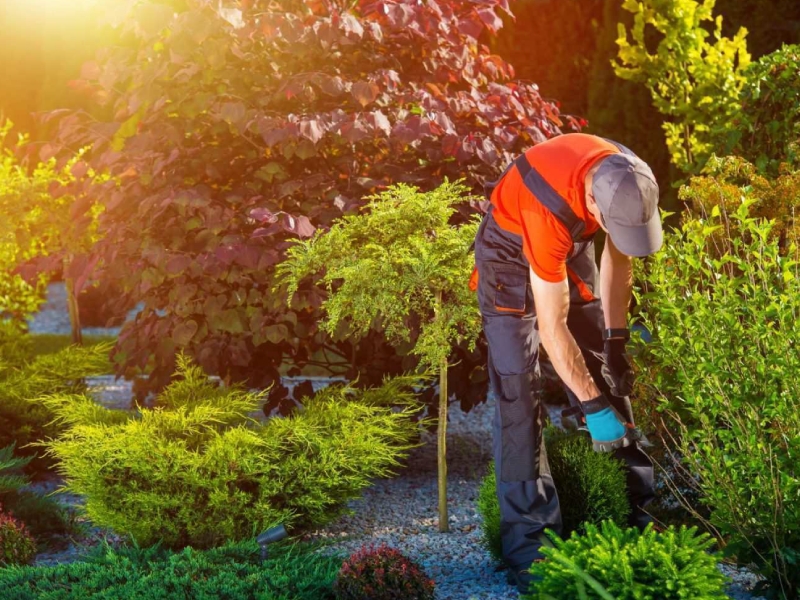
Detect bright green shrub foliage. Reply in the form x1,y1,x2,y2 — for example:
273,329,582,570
0,341,112,465
614,0,750,175
477,432,629,562
0,539,344,600
636,196,800,597
529,521,727,599
0,508,36,566
334,544,435,600
278,180,481,373
43,355,426,549
726,44,800,175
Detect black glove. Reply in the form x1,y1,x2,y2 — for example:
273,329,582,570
601,329,634,397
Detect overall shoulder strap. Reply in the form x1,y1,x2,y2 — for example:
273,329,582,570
515,154,585,241
483,159,517,201
601,137,637,158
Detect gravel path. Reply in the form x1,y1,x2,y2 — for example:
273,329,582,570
22,283,766,599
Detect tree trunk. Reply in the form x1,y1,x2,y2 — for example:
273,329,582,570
438,356,449,533
64,257,83,346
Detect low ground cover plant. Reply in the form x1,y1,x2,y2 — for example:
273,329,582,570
334,544,435,600
637,192,800,597
0,538,344,599
42,355,427,549
529,521,727,599
477,430,629,562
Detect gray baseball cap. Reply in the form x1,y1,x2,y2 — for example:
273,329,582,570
591,153,663,257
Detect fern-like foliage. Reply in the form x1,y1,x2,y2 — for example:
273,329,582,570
276,180,482,371
43,356,429,549
530,521,728,599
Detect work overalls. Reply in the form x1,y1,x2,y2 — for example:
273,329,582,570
474,149,655,570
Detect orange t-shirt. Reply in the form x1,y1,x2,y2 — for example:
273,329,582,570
490,133,619,282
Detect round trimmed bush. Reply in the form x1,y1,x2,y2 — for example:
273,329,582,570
529,521,727,599
333,544,434,600
0,506,36,566
477,430,629,562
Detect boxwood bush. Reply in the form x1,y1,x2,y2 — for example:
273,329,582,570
0,538,344,599
529,521,727,599
477,430,629,562
42,355,427,549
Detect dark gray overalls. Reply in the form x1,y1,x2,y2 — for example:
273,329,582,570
474,143,655,570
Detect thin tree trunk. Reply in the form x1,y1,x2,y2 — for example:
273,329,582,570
64,257,83,346
438,356,449,533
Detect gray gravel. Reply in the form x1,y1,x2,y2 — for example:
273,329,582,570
22,283,767,599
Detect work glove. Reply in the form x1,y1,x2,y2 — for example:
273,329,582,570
601,328,634,398
582,393,631,453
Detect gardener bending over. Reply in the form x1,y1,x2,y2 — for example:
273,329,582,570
471,133,661,593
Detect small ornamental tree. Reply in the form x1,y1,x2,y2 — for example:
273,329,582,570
613,0,750,175
277,180,481,532
47,0,574,400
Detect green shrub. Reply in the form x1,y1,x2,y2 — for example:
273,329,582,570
0,443,31,494
0,491,73,546
477,431,629,562
529,521,727,599
0,443,73,546
43,355,427,549
0,341,112,466
333,544,435,600
0,320,33,373
679,155,800,250
0,507,36,566
636,196,800,598
477,464,504,562
0,538,344,599
614,0,751,175
724,44,800,175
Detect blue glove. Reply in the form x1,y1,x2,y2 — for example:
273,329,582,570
583,394,630,452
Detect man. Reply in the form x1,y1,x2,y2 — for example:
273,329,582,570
472,133,661,593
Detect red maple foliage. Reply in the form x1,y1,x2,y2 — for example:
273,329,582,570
46,0,576,405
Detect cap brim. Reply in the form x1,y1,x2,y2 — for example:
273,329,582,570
606,210,663,257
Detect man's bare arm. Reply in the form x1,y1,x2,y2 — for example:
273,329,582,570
599,236,633,331
529,268,600,402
